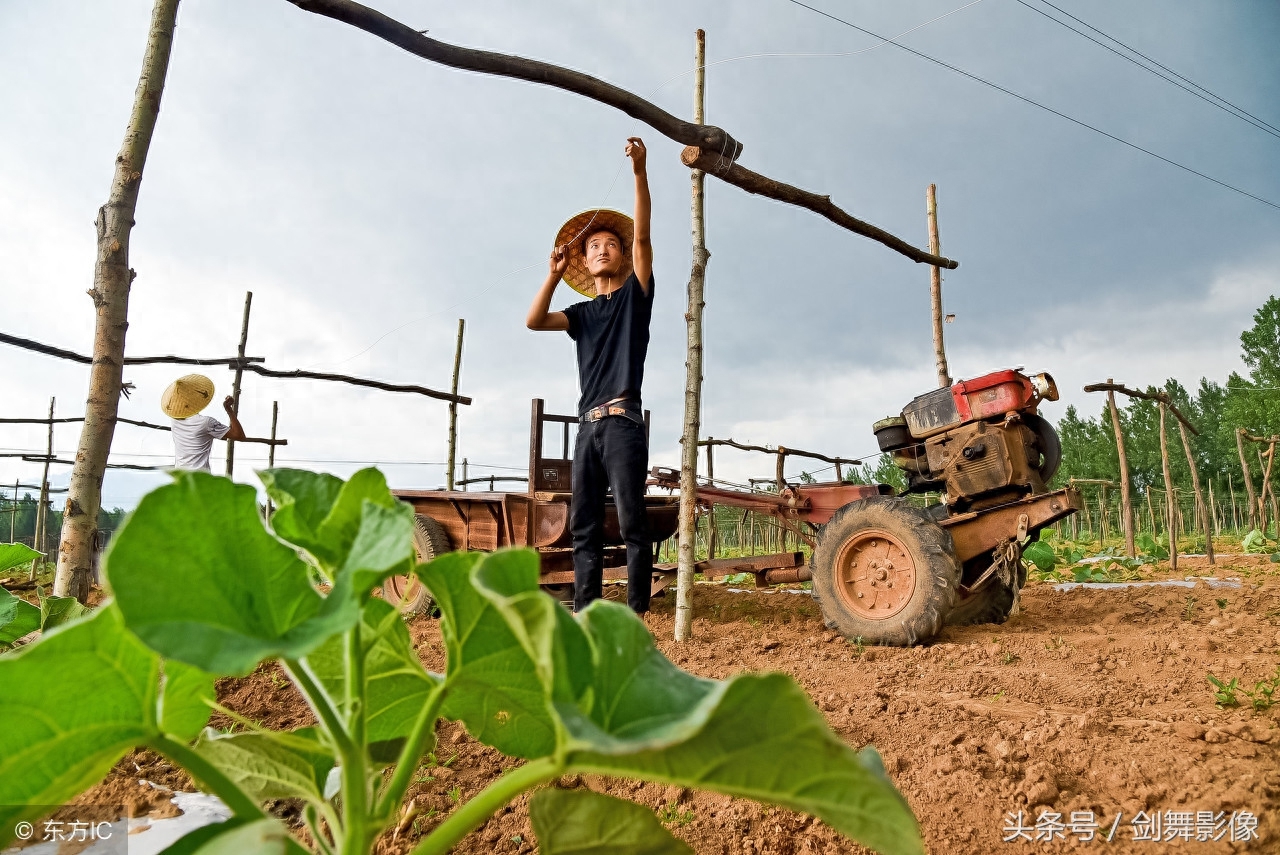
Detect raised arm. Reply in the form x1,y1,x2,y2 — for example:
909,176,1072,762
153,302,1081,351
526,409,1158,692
526,244,571,331
626,137,652,291
221,396,247,441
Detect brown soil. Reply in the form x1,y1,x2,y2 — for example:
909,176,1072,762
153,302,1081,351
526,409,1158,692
75,553,1280,854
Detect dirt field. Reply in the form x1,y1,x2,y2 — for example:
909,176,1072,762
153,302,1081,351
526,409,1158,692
77,552,1280,854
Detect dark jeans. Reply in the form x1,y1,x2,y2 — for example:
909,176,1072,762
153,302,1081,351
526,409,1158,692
571,407,652,614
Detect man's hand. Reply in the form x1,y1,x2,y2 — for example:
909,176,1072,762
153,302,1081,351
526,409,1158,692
625,137,647,174
222,395,236,416
221,395,247,441
549,244,571,279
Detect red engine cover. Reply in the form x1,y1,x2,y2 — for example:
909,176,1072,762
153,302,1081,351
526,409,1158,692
952,370,1036,421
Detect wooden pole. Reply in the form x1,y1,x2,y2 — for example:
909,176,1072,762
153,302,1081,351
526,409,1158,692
705,438,717,559
9,479,16,542
265,401,279,519
1158,403,1178,571
926,184,950,388
674,28,708,644
1268,442,1280,535
1176,419,1214,563
1145,488,1157,537
225,291,253,478
1229,472,1240,532
1104,382,1136,557
446,318,465,490
1236,429,1258,530
775,448,786,493
462,458,468,492
1208,480,1219,537
35,397,54,560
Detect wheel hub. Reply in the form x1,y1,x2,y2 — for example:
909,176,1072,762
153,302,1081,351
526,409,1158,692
833,528,916,619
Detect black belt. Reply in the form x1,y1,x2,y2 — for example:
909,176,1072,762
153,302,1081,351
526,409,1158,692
580,403,644,425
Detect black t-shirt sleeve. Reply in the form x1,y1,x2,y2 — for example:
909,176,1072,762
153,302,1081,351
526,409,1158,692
563,301,583,340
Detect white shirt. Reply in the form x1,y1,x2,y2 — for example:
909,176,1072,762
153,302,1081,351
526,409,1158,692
170,414,230,471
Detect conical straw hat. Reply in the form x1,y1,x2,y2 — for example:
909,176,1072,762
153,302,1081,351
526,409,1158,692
161,374,216,419
553,209,634,297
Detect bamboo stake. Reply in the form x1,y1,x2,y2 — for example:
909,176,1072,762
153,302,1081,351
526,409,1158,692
926,184,950,388
705,438,717,559
1236,429,1257,531
1104,382,1136,557
226,292,253,478
1158,403,1177,571
1229,472,1240,531
9,480,16,542
1175,419,1214,563
35,398,54,566
265,401,279,518
446,319,465,490
1209,480,1219,537
1146,488,1157,536
675,29,708,644
1268,442,1280,536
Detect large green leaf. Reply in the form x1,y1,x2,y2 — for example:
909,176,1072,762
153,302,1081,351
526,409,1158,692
0,587,40,646
261,469,413,593
39,592,91,631
106,471,357,676
196,728,333,803
0,606,211,845
307,596,439,757
422,551,559,758
0,542,40,574
160,660,218,741
565,602,922,855
530,788,692,855
157,816,309,855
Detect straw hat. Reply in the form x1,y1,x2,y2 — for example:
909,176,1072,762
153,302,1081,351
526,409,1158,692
161,374,216,419
554,209,634,297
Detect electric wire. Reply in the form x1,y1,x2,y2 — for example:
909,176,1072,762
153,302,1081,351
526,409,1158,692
782,0,1280,211
1013,0,1280,141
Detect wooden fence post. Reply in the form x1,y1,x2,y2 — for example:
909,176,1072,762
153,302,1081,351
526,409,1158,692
1158,403,1178,571
35,397,54,564
675,28,709,644
1175,419,1214,563
926,184,950,388
265,400,279,518
1229,472,1239,531
1235,431,1256,530
446,318,465,490
705,438,716,559
1104,382,1136,557
9,480,16,542
226,290,253,478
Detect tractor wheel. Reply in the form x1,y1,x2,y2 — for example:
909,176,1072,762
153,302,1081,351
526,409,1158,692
1024,413,1062,484
382,514,450,616
945,548,1027,627
811,497,960,647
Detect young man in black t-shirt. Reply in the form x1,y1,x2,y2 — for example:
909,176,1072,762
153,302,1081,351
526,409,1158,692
526,137,654,615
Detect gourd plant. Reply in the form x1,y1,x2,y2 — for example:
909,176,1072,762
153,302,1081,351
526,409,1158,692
0,469,921,855
0,543,89,649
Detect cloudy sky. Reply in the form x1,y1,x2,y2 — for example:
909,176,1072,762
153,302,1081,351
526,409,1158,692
2,0,1278,509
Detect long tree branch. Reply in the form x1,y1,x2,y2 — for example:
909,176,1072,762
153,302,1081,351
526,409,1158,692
1083,381,1198,435
283,0,957,269
0,332,264,367
237,364,471,405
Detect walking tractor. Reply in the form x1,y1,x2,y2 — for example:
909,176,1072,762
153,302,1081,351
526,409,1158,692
652,368,1082,646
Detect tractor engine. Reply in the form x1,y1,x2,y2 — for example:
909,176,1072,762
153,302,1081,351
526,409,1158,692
873,369,1062,512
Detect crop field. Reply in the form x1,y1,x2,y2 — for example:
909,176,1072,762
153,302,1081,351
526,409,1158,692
38,547,1278,855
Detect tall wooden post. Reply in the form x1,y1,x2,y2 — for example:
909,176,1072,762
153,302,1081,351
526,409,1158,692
1267,441,1280,535
1104,382,1136,557
36,397,55,560
1229,473,1239,531
1237,429,1258,530
226,291,253,478
926,185,950,388
674,29,708,643
1158,403,1177,571
446,319,465,491
55,0,182,602
265,400,279,518
1208,480,1219,536
1175,419,1214,564
705,439,717,559
10,480,17,542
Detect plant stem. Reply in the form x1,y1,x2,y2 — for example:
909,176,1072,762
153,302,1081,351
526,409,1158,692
375,681,446,819
340,622,369,855
149,735,264,820
410,757,563,855
284,657,356,757
304,804,337,855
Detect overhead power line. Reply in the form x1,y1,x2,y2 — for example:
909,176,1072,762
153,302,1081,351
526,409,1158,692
1023,0,1280,140
782,0,1280,211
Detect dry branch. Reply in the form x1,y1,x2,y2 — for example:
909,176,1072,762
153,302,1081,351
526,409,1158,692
1082,382,1199,435
0,332,264,367
236,364,470,405
284,0,956,269
0,416,172,431
697,437,862,468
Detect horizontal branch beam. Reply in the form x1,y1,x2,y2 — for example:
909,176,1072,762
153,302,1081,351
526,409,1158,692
0,416,172,431
236,364,470,404
3,484,69,494
283,0,956,269
1238,429,1280,445
0,332,264,367
18,456,165,471
1083,381,1199,436
681,147,957,268
696,437,861,467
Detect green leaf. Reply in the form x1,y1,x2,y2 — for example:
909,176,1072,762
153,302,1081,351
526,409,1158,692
307,596,440,758
424,550,560,758
565,602,923,855
0,542,40,575
106,471,357,676
259,468,346,564
0,587,40,646
156,816,309,855
196,728,334,803
1071,566,1092,583
39,593,90,631
160,661,217,741
1022,541,1057,572
0,606,205,845
530,788,693,855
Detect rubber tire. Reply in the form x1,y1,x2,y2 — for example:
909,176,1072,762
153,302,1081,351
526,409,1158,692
945,551,1027,626
811,496,960,647
1024,413,1062,484
382,514,450,616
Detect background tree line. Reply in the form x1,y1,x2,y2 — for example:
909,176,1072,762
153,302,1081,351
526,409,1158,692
1,493,126,550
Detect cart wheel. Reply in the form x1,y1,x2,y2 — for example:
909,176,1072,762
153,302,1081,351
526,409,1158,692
945,549,1027,627
382,514,450,616
811,497,959,647
1024,413,1062,484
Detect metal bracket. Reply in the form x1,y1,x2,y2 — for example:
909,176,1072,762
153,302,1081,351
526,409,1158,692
1015,512,1029,544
